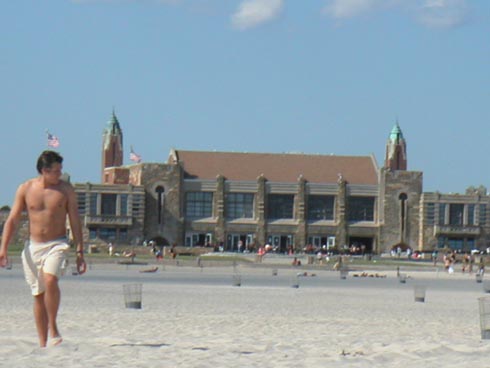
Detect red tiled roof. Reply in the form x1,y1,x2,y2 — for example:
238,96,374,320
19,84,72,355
172,150,379,185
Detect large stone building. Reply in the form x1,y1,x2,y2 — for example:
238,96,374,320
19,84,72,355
2,113,489,254
69,113,490,254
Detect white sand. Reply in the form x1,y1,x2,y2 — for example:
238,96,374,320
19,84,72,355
1,263,490,367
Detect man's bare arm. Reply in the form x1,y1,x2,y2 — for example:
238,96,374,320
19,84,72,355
0,184,27,266
66,184,86,274
66,185,83,251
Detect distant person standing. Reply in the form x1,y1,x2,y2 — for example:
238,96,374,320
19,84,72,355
479,256,486,276
431,250,438,266
0,150,86,347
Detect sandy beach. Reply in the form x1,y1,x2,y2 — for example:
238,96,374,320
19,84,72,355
1,260,490,368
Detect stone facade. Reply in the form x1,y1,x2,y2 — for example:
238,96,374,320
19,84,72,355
379,168,423,252
128,162,185,246
73,182,145,247
5,116,490,254
419,192,490,251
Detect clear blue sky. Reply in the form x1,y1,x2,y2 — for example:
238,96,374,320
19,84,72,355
1,0,489,206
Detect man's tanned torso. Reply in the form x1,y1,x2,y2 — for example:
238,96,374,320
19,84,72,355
22,178,71,242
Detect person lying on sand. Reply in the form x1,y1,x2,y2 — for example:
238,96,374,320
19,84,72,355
140,267,158,273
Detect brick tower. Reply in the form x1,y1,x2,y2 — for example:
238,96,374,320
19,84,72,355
101,110,123,182
384,122,407,171
380,122,423,253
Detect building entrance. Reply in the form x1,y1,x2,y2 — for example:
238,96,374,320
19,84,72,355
226,234,254,252
267,234,294,253
185,232,212,247
308,236,336,251
348,237,373,254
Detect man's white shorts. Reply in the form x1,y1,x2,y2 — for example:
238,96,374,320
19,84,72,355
21,238,70,296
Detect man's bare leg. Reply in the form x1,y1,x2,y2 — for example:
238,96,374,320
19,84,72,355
44,273,62,344
33,294,48,347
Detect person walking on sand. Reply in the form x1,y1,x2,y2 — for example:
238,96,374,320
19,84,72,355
0,150,86,348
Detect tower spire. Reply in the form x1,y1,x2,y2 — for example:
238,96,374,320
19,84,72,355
101,110,124,182
385,122,407,171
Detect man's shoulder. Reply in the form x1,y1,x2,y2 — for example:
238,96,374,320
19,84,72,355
18,178,37,192
23,178,37,185
59,180,76,197
59,180,74,191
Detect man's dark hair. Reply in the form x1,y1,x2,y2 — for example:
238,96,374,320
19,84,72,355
36,150,63,174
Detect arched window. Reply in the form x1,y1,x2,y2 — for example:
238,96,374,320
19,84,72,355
399,193,408,241
156,186,165,224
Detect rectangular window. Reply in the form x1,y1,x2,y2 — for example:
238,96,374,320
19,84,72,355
132,194,144,216
89,193,98,216
267,194,294,220
438,203,446,225
480,204,487,226
307,195,334,221
101,194,117,215
89,227,97,240
77,193,86,215
467,204,475,225
437,236,447,248
449,203,464,225
99,227,116,240
185,192,213,219
119,228,128,241
120,194,128,216
225,193,254,219
425,203,435,225
347,196,375,222
448,238,464,250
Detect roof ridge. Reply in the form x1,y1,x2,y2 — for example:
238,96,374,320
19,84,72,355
174,149,371,158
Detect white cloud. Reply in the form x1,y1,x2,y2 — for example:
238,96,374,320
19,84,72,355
231,0,284,30
322,0,470,29
322,0,380,19
417,0,469,28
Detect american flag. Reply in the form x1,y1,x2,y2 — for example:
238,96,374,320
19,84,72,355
46,131,60,148
129,146,142,163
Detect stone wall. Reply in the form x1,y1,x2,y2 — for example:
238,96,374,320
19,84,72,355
294,175,307,249
335,178,348,248
379,168,423,252
131,163,185,246
419,192,490,251
255,175,267,246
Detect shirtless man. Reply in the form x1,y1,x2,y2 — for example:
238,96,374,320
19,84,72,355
0,150,86,347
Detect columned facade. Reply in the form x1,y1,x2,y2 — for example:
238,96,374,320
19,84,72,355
7,116,484,255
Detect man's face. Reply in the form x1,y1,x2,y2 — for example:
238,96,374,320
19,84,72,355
42,163,62,184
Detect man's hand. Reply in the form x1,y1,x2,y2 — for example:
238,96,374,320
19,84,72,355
77,255,87,275
0,252,8,268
